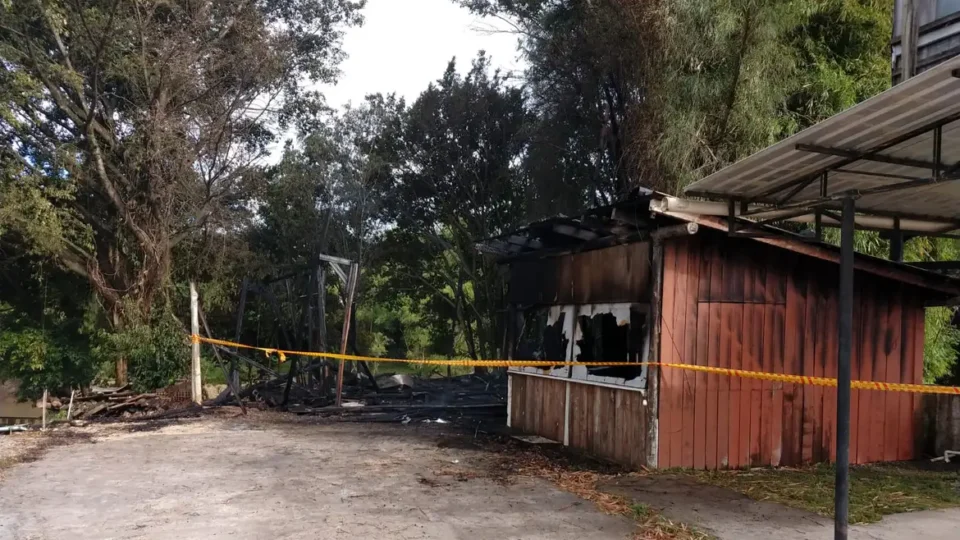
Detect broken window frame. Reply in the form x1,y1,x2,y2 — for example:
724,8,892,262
509,302,650,391
512,305,575,379
569,303,649,390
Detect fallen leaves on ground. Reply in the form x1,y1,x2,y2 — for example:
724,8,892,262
492,449,711,540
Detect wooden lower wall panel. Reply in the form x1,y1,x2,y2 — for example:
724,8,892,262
510,373,650,469
568,381,649,468
509,374,564,443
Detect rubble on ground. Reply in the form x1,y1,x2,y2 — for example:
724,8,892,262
51,380,197,421
239,363,508,427
33,359,507,428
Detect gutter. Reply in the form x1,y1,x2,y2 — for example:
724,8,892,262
652,196,959,235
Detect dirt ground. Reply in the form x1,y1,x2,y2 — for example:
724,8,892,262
4,414,959,540
0,414,633,540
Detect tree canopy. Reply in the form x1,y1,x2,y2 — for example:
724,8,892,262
2,0,958,396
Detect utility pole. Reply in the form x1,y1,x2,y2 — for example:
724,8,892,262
190,282,202,405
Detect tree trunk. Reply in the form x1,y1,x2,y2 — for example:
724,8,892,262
115,357,128,386
111,310,129,385
456,270,485,374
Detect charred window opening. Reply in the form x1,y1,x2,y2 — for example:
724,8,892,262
574,308,646,380
516,309,569,362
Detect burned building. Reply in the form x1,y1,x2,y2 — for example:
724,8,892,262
481,193,960,470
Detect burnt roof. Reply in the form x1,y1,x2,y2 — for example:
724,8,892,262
478,193,960,299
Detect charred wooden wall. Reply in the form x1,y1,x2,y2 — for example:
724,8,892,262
658,233,927,469
509,374,566,443
509,373,651,468
922,393,960,457
508,243,651,305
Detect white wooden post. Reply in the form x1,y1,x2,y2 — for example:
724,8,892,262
41,389,48,430
66,389,75,421
190,282,202,405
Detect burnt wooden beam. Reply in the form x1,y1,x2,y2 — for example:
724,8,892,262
651,222,699,241
231,277,249,389
197,306,247,414
646,240,663,469
497,231,650,262
552,223,599,241
316,253,354,267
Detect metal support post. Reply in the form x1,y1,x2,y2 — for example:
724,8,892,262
815,173,828,241
835,197,855,540
890,218,904,262
190,281,202,405
727,199,737,234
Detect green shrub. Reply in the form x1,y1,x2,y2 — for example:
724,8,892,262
0,304,94,400
91,312,187,392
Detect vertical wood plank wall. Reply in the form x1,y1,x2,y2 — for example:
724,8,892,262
509,374,651,468
509,375,566,443
658,234,927,469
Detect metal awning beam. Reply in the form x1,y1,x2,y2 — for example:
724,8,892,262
797,143,937,170
833,169,928,182
743,109,960,204
740,168,960,218
777,173,821,204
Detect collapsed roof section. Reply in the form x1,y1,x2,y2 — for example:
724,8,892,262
476,191,655,258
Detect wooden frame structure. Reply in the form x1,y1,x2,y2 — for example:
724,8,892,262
482,192,960,517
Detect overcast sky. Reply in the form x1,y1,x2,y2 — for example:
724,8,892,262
322,0,524,109
269,0,523,159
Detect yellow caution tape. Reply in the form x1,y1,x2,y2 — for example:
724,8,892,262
191,335,960,395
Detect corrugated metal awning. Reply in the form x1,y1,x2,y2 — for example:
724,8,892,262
684,56,960,225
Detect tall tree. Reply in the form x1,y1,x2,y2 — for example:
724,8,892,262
462,0,665,213
0,0,362,381
463,0,893,197
373,55,531,359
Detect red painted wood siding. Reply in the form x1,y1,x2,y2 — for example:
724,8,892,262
658,234,927,469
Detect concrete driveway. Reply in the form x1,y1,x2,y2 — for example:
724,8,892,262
0,416,633,540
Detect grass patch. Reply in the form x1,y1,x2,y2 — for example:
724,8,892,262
685,463,960,524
